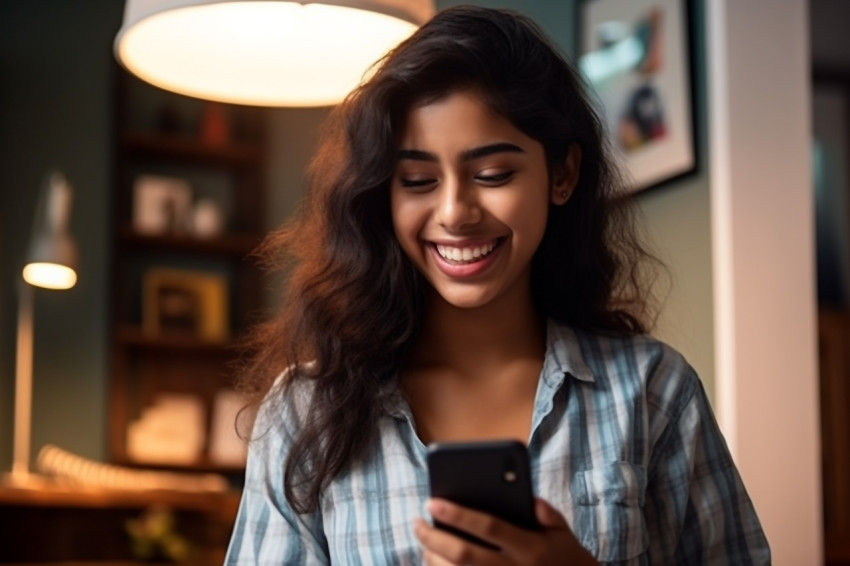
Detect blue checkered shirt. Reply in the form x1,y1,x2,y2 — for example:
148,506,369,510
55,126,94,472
225,321,770,565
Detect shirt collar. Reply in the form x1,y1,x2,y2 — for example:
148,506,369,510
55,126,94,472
382,319,596,421
541,319,595,388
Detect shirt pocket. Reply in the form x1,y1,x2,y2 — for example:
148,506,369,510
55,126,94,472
572,462,648,563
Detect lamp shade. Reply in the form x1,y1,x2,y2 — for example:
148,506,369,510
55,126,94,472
114,0,436,107
23,172,78,290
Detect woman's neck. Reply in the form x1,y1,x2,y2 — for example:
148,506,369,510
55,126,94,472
409,288,547,378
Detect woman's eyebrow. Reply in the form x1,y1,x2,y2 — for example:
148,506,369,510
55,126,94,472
396,142,526,163
461,142,525,161
397,149,436,162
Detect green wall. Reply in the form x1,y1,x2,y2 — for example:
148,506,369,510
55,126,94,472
0,1,124,467
639,0,714,397
0,0,714,469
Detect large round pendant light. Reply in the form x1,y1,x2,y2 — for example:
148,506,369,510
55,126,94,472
114,1,435,107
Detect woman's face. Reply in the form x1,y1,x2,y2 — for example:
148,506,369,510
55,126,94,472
390,89,572,312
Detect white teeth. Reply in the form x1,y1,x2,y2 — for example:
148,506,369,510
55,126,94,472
435,240,498,264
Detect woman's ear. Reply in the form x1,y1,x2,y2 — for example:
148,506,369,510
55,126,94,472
550,144,582,205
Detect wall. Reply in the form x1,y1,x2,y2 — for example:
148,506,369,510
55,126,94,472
0,2,123,467
708,1,821,562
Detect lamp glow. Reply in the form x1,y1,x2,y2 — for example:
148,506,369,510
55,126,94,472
22,263,77,290
114,0,435,107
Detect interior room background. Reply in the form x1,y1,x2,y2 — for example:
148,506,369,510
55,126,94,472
0,0,838,563
0,0,712,474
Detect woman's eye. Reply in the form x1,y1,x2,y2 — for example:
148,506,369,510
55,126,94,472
475,170,515,185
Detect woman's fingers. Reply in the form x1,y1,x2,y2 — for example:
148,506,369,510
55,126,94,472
416,498,597,565
415,516,506,565
426,498,527,550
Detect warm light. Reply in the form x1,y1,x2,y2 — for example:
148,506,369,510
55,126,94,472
7,171,79,485
115,1,435,107
22,263,78,290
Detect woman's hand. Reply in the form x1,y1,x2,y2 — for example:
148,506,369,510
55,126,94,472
415,498,599,565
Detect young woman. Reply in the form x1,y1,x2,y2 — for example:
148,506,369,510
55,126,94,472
225,6,770,565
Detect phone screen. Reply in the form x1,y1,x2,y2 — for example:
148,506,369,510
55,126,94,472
426,439,539,549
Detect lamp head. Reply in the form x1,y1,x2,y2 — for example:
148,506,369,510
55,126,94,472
23,171,78,290
113,0,436,107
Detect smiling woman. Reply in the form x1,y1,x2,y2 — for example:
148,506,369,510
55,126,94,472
389,90,574,312
226,5,770,565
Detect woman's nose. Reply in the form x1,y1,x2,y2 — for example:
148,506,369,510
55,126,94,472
435,180,482,231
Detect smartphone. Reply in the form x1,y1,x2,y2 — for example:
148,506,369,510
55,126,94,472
426,439,539,549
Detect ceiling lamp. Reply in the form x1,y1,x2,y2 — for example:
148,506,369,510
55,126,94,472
114,0,435,107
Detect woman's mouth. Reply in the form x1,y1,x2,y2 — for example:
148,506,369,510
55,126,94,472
433,238,503,265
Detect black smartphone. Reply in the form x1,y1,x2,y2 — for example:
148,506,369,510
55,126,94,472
426,439,539,549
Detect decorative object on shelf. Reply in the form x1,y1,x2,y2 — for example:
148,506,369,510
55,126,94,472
113,0,436,107
208,389,248,466
133,174,193,236
191,198,225,238
142,267,229,341
126,506,194,563
36,444,229,492
6,171,78,487
578,0,696,193
200,102,230,146
126,394,206,465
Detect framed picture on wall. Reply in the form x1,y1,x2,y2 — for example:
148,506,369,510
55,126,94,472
577,0,696,193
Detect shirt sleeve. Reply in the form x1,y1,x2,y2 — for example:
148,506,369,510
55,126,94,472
224,391,329,566
642,375,771,565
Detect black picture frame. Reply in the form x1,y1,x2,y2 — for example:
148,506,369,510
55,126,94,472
577,0,697,193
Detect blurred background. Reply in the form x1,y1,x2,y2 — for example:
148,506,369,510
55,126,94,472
0,0,846,564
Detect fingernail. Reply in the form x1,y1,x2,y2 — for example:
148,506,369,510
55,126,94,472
426,498,444,518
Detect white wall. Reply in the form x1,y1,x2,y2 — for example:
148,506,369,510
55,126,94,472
708,1,822,563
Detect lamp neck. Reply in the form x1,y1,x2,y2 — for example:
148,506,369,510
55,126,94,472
11,281,34,478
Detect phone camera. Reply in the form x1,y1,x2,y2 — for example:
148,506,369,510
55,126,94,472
502,455,518,482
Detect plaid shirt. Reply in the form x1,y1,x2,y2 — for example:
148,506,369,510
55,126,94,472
226,321,770,565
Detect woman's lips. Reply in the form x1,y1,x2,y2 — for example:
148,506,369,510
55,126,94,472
428,237,504,277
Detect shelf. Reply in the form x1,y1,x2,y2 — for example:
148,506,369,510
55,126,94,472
122,132,262,166
0,482,240,513
115,325,240,353
112,457,246,477
108,67,264,506
119,227,262,258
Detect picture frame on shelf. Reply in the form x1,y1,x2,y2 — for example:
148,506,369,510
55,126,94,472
142,268,229,341
577,0,696,193
132,174,193,235
208,389,248,467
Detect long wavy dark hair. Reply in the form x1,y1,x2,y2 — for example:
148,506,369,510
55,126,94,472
239,5,661,513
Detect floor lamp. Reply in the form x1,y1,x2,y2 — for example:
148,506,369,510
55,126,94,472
7,171,78,486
